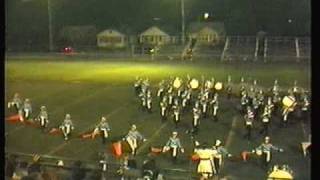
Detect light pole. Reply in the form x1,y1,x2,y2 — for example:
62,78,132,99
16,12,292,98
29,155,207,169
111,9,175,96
47,0,54,51
181,0,185,45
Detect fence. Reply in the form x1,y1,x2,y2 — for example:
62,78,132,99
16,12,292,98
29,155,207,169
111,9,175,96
6,36,310,63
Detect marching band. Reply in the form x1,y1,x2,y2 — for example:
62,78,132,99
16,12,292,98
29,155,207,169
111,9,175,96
6,75,310,179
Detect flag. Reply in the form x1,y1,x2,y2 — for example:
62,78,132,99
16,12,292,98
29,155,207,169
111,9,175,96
112,141,122,158
5,114,22,124
48,128,62,135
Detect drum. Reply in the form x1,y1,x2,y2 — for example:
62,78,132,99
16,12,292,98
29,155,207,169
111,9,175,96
190,78,199,89
173,77,182,89
282,96,296,107
215,82,223,90
256,149,262,156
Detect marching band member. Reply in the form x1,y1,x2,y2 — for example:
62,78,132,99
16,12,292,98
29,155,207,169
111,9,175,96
146,90,152,113
36,106,49,131
272,79,279,95
259,105,272,136
94,117,111,144
139,92,146,111
226,75,232,99
266,97,274,114
239,77,246,97
8,93,22,113
22,98,32,121
281,106,292,127
168,90,173,107
200,97,208,118
192,102,202,134
257,90,265,110
252,136,283,166
272,91,281,114
163,132,184,162
252,95,260,119
252,79,258,92
59,114,74,141
124,124,146,155
134,77,142,96
172,103,181,128
212,140,232,174
210,93,219,122
194,143,216,179
181,92,188,112
244,106,254,140
248,87,256,103
300,91,310,121
159,98,168,122
292,80,299,98
240,93,249,113
157,80,165,99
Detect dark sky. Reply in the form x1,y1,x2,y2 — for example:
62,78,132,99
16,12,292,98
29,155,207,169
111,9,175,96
5,0,311,48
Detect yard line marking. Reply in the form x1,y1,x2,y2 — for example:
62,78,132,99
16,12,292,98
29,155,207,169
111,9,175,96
225,116,238,148
220,116,238,171
300,121,308,140
46,102,130,155
136,121,169,155
47,142,69,155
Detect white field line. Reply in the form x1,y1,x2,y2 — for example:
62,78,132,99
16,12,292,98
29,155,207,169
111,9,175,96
225,117,238,148
136,121,170,155
221,116,238,170
300,121,308,140
6,86,113,135
47,102,130,155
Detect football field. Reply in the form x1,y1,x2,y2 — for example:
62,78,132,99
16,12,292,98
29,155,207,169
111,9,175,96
5,58,311,179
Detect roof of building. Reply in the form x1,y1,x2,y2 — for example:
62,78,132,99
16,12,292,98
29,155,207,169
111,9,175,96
187,22,225,34
140,26,170,37
97,29,125,37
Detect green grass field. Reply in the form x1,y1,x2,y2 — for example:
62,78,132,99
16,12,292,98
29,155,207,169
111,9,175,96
5,58,311,179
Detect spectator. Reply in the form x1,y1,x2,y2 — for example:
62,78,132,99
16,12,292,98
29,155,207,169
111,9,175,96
28,155,41,175
71,161,86,180
5,155,17,178
12,161,29,180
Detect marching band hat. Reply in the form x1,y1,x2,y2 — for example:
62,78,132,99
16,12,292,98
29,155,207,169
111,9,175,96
215,140,222,146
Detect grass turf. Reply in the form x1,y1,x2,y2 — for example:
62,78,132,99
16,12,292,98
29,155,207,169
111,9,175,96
5,58,310,179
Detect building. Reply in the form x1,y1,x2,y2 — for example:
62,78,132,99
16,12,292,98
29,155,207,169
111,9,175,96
188,22,226,45
139,26,171,45
97,29,126,48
